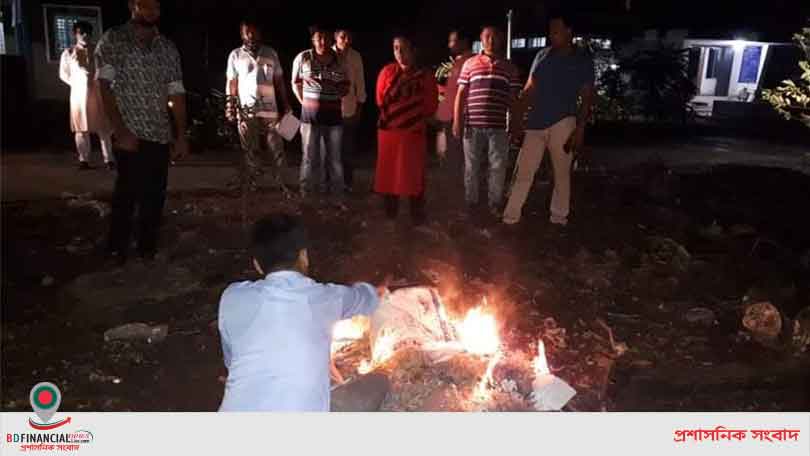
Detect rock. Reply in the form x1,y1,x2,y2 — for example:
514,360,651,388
104,323,169,344
64,193,110,218
41,276,55,287
646,236,691,273
685,307,716,326
697,221,725,241
330,373,391,412
791,307,810,354
730,224,757,237
742,302,783,343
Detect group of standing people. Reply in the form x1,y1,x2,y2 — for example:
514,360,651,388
58,0,595,265
225,21,366,197
372,12,594,228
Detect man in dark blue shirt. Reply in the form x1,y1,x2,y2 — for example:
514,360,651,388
503,11,594,227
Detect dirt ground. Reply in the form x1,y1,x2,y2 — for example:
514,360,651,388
2,156,810,411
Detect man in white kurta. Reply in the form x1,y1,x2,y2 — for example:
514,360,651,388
59,21,114,170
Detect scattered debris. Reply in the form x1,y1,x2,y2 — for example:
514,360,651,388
742,301,783,344
61,192,110,218
698,221,725,241
330,373,391,412
791,307,810,354
645,236,691,273
104,323,169,344
531,374,576,411
730,224,757,237
67,264,201,313
684,307,717,326
89,370,123,384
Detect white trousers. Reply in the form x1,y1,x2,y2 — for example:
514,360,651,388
75,132,113,163
503,116,576,225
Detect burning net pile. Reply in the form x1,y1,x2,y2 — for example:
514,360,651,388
331,287,575,412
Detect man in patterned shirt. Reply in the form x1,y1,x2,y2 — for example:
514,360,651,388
292,25,350,197
96,0,187,263
226,18,292,191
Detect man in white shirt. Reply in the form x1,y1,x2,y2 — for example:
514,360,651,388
333,29,366,192
226,18,292,191
218,214,386,411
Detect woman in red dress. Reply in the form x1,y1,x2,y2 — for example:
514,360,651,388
375,35,438,224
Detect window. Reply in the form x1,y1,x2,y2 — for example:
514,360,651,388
529,37,546,49
705,47,719,79
473,41,482,53
43,4,102,62
738,46,762,83
511,38,526,49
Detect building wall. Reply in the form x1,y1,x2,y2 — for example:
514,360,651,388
685,39,772,101
28,0,107,101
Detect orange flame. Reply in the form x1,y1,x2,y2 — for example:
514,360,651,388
332,316,369,341
473,351,503,402
372,331,397,365
457,302,500,355
331,316,369,355
357,359,373,375
533,340,550,375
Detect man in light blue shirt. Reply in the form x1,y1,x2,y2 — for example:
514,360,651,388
218,214,384,411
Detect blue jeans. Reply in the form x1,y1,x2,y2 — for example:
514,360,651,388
463,127,508,208
300,123,344,194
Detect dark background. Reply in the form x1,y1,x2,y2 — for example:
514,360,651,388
2,0,809,151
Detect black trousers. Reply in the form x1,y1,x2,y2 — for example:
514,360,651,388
342,116,360,189
108,140,170,257
383,193,426,223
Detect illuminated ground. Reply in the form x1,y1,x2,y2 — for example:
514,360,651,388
2,143,810,411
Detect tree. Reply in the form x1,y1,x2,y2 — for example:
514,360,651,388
762,28,810,127
619,43,697,123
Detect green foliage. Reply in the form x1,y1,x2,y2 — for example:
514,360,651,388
762,28,810,127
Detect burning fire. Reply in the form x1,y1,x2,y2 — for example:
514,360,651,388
333,316,368,341
457,303,500,355
331,316,369,354
356,331,397,375
473,351,503,402
372,331,397,365
533,340,550,375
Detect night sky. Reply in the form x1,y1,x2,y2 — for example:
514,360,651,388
92,0,809,96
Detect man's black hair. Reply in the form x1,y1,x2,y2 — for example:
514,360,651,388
240,17,261,30
309,24,329,38
548,9,576,31
251,214,309,272
73,21,93,35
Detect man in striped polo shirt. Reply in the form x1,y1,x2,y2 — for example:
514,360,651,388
292,26,350,197
453,26,521,217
